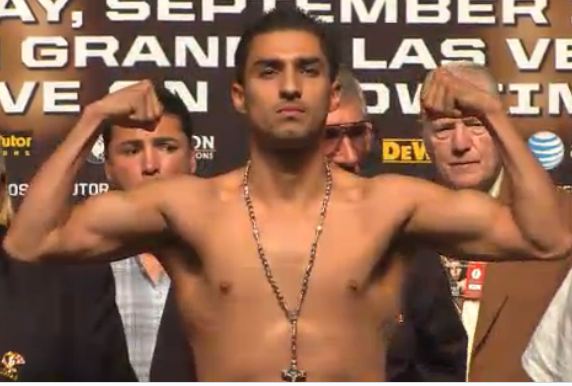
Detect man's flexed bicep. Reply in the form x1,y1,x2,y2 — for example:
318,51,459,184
401,178,568,261
3,80,172,263
412,64,572,261
5,181,170,263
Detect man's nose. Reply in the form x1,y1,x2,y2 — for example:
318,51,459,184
279,67,302,100
451,123,472,154
335,136,360,172
142,146,160,175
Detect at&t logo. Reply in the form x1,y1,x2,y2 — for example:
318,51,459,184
527,131,564,170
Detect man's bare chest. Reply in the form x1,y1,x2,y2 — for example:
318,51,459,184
180,199,406,298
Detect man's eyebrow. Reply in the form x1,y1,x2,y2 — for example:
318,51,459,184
152,137,179,143
117,139,142,147
463,117,483,124
430,119,455,126
252,58,282,68
250,56,324,70
297,57,322,66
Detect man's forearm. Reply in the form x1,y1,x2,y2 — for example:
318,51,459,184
485,110,571,257
5,105,105,260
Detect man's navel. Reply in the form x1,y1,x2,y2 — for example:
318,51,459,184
347,279,361,293
218,281,233,295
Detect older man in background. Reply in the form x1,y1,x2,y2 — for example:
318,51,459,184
420,61,572,381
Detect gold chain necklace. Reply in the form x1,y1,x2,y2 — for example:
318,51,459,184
242,160,333,382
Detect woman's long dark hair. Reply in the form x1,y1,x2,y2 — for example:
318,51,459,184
0,150,13,227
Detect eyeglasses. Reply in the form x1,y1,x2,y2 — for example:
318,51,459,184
324,120,372,140
323,120,373,155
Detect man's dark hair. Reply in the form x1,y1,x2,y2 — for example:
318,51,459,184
102,86,193,155
234,6,339,85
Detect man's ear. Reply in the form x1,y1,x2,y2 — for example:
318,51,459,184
231,82,247,114
420,123,435,157
189,151,197,174
104,159,114,186
365,123,374,154
329,79,341,113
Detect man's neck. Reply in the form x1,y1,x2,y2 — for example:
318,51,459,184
138,253,164,285
247,145,328,207
472,170,504,197
487,169,504,199
438,169,503,197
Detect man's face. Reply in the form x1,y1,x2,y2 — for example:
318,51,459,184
448,261,463,281
104,114,195,191
231,30,339,150
324,100,372,173
422,71,502,191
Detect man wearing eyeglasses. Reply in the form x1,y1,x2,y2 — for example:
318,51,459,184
323,119,372,174
322,66,468,381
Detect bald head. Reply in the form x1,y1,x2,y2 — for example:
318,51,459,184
335,65,367,114
323,66,373,173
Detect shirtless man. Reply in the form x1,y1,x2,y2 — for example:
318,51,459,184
4,8,571,382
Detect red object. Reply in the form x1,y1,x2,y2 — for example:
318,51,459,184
464,262,487,299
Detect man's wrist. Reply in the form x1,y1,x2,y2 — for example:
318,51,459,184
79,102,108,133
481,100,508,130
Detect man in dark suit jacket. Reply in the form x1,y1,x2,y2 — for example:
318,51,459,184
0,131,134,381
386,249,467,381
150,66,467,382
0,230,136,381
150,286,196,381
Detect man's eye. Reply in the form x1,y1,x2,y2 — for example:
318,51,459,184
260,67,277,77
301,66,319,75
432,127,453,139
470,126,487,135
121,147,138,155
160,143,178,152
324,128,342,139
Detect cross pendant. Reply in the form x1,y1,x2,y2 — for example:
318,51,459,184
282,363,307,382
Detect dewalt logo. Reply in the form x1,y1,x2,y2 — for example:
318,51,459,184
1,134,32,157
381,138,431,164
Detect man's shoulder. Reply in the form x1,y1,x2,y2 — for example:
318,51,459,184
209,168,245,189
150,169,245,222
155,169,243,196
365,173,443,199
332,171,442,222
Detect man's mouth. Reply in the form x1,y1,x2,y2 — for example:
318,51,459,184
450,161,479,166
277,105,305,115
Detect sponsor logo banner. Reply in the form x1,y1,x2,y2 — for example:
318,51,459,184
528,131,564,170
381,138,430,164
1,134,32,157
193,135,215,160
